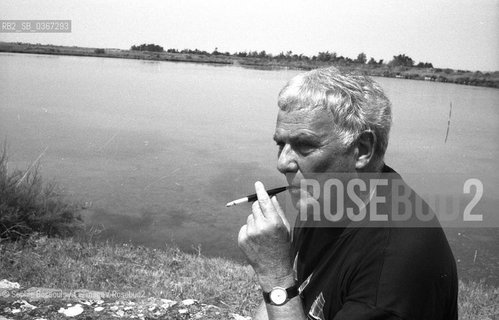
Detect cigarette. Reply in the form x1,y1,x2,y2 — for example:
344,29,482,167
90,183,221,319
226,186,288,207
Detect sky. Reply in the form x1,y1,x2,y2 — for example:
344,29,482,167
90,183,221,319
1,0,498,71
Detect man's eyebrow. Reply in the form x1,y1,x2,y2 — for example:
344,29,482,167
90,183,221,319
273,131,321,143
289,131,321,141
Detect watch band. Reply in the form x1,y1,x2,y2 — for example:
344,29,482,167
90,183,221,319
262,284,299,306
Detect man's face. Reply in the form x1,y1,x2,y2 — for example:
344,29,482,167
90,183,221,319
273,107,357,209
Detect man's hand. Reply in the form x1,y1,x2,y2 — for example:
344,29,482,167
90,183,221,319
238,181,294,291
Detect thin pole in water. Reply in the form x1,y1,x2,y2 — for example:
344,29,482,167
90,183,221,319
444,102,452,144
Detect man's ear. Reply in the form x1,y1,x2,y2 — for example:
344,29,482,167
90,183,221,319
355,131,376,170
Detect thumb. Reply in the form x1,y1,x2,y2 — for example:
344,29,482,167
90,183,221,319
272,196,290,233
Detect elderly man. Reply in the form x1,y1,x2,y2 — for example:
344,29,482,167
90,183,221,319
238,67,458,319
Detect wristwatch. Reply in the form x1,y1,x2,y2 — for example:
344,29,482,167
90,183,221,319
262,284,299,306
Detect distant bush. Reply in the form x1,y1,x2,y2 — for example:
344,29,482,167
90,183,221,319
388,54,415,67
131,43,164,52
94,48,105,54
416,62,433,68
0,146,83,241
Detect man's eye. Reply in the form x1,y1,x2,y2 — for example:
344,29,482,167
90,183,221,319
295,143,316,155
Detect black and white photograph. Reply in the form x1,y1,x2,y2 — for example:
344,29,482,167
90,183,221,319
0,0,497,319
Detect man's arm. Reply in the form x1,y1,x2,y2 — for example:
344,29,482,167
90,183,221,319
238,182,307,320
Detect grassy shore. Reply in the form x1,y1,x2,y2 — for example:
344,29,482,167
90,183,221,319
0,236,497,319
1,41,498,89
0,236,259,318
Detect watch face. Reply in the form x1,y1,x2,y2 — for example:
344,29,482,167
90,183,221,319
270,288,287,305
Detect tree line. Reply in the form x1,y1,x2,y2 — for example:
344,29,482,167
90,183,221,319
130,43,436,69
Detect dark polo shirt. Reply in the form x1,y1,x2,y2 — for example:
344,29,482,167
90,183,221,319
291,165,458,320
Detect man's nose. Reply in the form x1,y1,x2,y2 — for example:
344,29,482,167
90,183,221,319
277,144,298,174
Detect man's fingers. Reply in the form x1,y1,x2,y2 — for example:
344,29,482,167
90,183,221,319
255,181,277,219
247,212,257,230
252,201,264,221
237,224,248,248
272,196,290,232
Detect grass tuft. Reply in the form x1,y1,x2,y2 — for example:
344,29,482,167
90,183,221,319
0,145,83,241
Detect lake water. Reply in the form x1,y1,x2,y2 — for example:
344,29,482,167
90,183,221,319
1,53,498,282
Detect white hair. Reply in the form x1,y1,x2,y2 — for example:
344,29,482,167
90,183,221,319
277,67,392,167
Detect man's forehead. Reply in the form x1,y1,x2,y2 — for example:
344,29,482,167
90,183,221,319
274,108,333,137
